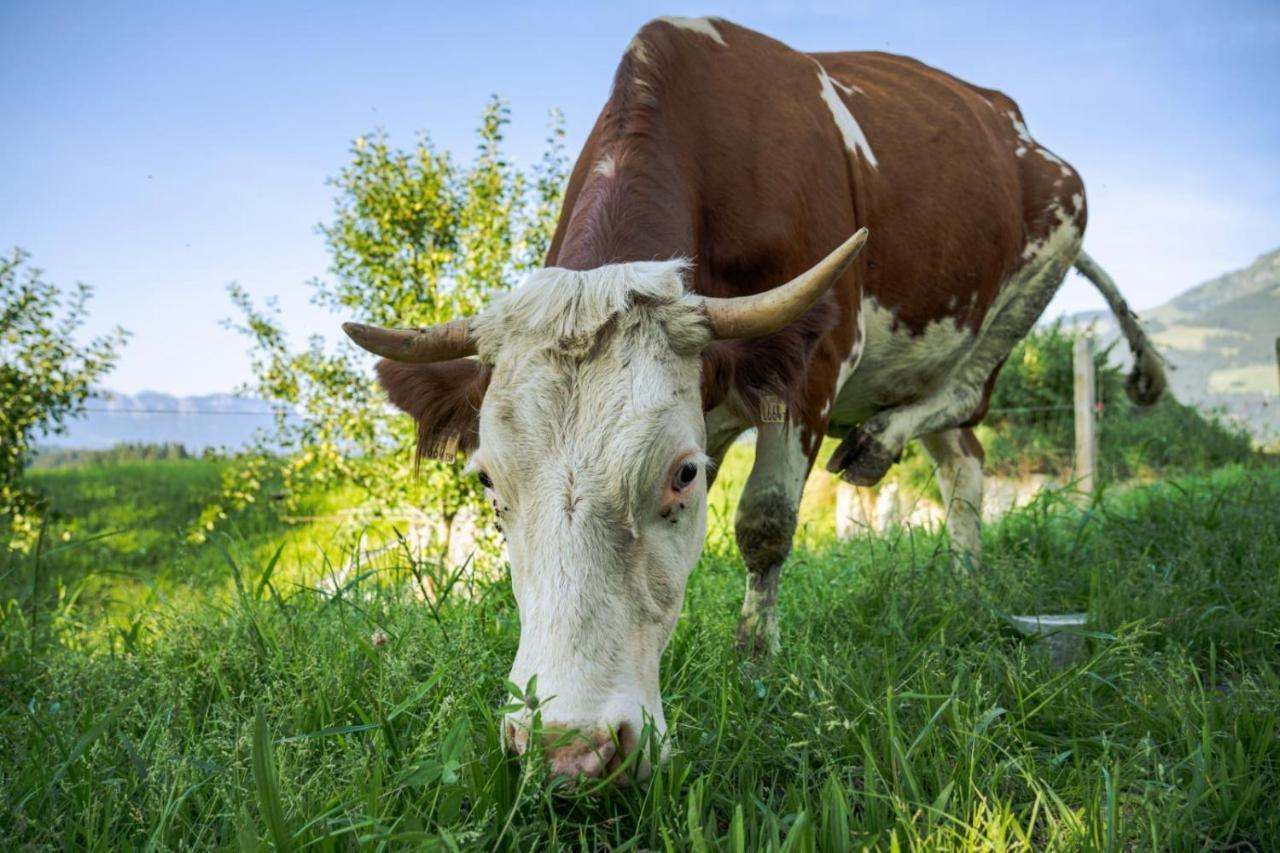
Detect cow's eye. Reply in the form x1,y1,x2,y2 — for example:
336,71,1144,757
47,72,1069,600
672,461,698,491
478,470,493,489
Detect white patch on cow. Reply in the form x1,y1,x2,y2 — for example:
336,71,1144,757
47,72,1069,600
833,299,868,406
1071,192,1084,214
1007,110,1032,157
627,35,650,65
922,429,983,560
1008,111,1033,143
472,259,715,771
830,76,865,96
1021,201,1073,260
749,422,809,502
657,16,727,46
593,154,616,178
831,297,973,426
1006,109,1072,176
813,63,878,168
1036,146,1074,177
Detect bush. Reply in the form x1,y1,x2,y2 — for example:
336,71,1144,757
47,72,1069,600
1,250,127,549
32,442,192,469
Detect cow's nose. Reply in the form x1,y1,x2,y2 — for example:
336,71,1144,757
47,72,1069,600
505,719,629,780
546,731,618,779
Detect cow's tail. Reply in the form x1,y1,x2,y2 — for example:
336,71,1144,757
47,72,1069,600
1073,250,1167,406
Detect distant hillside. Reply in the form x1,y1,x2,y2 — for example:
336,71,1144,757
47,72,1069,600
1065,247,1280,439
36,391,278,452
1152,247,1280,325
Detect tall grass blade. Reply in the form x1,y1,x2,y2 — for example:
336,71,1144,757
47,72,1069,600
252,704,292,851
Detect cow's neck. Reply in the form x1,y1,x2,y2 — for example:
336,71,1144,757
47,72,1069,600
552,67,699,273
555,164,696,270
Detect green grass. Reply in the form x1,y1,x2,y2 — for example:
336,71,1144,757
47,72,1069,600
1,459,392,633
3,465,1279,849
0,459,288,631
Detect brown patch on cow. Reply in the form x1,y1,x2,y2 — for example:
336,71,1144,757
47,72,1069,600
959,358,1006,429
376,358,491,463
957,427,985,463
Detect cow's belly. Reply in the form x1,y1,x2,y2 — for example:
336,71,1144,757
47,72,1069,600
828,296,976,428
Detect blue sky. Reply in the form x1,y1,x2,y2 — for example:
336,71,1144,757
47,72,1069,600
2,1,1277,394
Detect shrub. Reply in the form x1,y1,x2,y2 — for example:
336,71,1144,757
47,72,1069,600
981,323,1258,479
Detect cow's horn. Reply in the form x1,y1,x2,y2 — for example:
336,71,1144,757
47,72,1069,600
342,317,476,362
702,228,868,340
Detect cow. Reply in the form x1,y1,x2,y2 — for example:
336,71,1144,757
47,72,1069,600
342,17,1165,780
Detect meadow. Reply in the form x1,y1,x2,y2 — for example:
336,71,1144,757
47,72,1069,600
2,444,1278,849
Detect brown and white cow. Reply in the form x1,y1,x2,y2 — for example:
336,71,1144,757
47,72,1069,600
344,17,1164,780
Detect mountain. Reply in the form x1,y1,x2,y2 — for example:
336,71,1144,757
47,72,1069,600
1066,247,1280,439
36,391,279,452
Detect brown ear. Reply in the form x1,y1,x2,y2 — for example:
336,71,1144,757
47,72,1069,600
700,292,838,423
376,358,491,463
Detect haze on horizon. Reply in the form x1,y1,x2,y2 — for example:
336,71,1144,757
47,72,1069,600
2,1,1277,395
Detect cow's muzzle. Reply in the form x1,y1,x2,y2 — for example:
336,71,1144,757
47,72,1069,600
504,717,647,783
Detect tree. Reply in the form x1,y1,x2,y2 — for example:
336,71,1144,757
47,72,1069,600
200,98,567,559
1,250,127,550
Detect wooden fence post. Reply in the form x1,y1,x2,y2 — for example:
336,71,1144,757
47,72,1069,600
1073,334,1097,497
835,480,855,540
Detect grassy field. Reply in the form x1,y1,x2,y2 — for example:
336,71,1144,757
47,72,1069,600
2,460,1279,850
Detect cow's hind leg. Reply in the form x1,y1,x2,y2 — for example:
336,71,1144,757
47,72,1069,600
829,225,1081,486
734,421,811,656
921,428,984,563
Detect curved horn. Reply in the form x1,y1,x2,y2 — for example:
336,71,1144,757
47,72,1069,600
702,228,868,340
342,317,476,362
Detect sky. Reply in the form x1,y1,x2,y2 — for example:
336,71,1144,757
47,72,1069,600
2,1,1278,395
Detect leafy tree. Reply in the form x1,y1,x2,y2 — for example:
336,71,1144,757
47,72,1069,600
1,250,127,549
200,99,567,558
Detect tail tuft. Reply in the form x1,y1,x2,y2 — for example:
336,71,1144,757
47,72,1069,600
1126,343,1166,406
1074,250,1167,407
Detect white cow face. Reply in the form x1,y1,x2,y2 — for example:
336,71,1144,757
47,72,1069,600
345,231,867,782
469,261,713,780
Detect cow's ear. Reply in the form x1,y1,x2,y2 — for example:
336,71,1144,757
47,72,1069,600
375,358,491,463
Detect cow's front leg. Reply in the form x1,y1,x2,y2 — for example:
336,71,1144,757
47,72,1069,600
734,420,813,656
921,427,985,564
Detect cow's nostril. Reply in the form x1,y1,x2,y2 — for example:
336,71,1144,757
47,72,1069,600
605,722,635,779
504,719,528,755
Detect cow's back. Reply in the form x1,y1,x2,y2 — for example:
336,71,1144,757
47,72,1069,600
810,50,1085,337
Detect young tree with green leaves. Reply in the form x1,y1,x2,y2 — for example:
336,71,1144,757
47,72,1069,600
202,98,567,559
1,250,127,550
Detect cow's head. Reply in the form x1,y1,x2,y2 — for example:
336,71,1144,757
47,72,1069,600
344,229,866,781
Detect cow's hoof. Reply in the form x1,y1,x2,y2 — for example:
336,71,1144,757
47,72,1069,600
826,430,897,486
734,616,779,658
